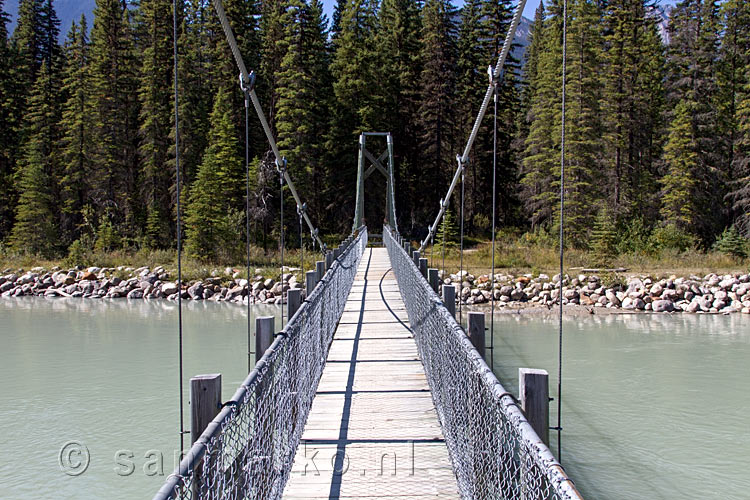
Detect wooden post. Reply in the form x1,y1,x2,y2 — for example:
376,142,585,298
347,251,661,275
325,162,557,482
468,312,486,360
287,289,301,322
190,374,222,444
443,284,456,318
412,250,420,267
403,241,410,254
519,368,550,447
255,316,275,365
316,261,326,283
428,268,439,292
305,270,317,298
190,374,221,499
325,251,334,270
419,258,428,278
333,247,340,260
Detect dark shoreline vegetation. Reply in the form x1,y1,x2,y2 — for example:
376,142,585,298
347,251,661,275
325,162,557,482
2,0,750,273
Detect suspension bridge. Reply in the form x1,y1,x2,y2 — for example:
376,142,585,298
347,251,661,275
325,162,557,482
154,0,583,497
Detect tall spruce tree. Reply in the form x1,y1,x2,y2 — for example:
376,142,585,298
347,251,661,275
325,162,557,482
375,0,423,227
0,0,15,239
89,0,141,242
521,1,560,230
660,99,697,230
665,0,723,241
730,75,750,234
327,0,380,230
276,0,332,224
10,61,61,256
59,16,93,246
601,0,664,220
139,0,174,248
417,0,458,223
185,87,243,260
720,0,750,232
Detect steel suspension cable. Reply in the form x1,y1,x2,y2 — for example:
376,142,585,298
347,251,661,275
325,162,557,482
490,79,498,372
172,0,185,456
299,205,304,281
419,0,528,253
211,0,325,253
557,0,568,462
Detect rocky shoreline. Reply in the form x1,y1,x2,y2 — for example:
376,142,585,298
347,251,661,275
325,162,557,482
440,270,750,314
3,265,750,314
0,266,302,304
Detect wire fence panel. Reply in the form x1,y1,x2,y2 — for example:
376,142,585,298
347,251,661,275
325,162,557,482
153,228,368,500
383,226,583,500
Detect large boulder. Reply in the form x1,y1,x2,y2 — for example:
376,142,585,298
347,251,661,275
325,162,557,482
652,300,674,313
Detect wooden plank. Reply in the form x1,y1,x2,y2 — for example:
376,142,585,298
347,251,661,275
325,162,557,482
282,248,459,499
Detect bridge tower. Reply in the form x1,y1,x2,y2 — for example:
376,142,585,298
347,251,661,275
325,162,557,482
353,132,398,231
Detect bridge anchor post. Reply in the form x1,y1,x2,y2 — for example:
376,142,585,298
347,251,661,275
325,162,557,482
428,268,439,292
519,368,550,447
419,258,428,278
468,312,486,360
442,284,456,318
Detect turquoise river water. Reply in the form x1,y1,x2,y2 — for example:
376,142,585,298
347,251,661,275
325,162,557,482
1,298,748,499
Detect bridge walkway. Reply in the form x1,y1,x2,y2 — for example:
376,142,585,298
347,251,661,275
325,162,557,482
283,247,459,499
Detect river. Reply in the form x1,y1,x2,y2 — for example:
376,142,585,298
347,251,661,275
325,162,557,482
1,298,748,499
485,311,750,500
0,297,281,499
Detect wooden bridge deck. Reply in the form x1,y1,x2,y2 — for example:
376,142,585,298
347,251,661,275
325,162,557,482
283,247,459,499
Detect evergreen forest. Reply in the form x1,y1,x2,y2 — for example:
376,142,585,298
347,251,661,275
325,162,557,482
2,0,750,264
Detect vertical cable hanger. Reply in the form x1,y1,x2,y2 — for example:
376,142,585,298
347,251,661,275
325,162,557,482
299,203,305,280
441,198,446,289
458,162,465,324
489,66,498,372
556,0,568,463
172,0,186,455
241,74,253,355
278,158,286,327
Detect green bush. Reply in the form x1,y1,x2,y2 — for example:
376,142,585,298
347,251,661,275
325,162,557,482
66,239,89,267
519,226,557,248
616,217,652,255
648,224,695,252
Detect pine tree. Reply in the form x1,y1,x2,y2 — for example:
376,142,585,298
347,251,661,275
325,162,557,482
417,0,458,223
89,0,141,243
59,16,93,246
590,204,618,266
0,0,15,239
665,0,724,241
521,1,560,230
327,0,380,231
276,0,332,224
730,77,750,235
185,87,243,260
660,99,697,230
375,0,422,226
10,61,60,256
560,0,605,246
601,0,664,220
516,1,545,150
720,0,750,233
139,0,174,248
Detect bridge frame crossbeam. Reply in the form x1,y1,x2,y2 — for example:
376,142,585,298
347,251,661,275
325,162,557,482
353,132,398,232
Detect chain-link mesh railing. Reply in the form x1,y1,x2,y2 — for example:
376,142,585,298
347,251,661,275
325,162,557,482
153,228,367,500
384,226,582,500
